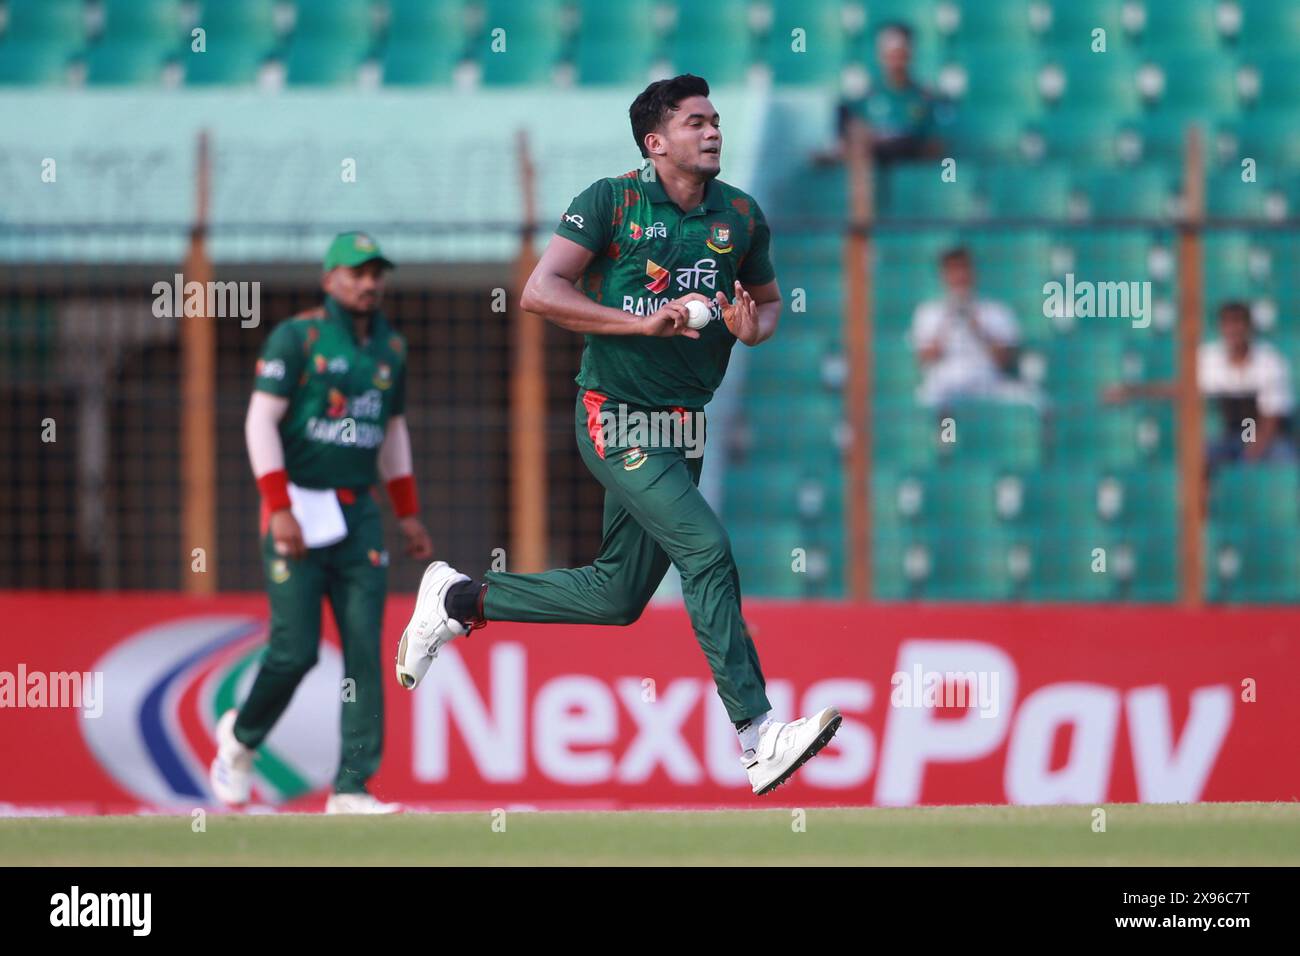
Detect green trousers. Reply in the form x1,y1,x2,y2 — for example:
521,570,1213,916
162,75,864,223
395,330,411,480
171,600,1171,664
484,390,771,723
234,492,388,795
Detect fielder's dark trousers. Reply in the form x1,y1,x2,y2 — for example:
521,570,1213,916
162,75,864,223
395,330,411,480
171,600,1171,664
482,390,771,723
234,492,387,795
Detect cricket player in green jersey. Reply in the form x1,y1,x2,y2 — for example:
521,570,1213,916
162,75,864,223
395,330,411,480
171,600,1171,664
396,75,841,796
210,232,433,814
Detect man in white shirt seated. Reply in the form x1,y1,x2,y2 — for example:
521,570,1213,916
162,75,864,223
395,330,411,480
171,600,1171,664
910,246,1040,409
1104,301,1296,468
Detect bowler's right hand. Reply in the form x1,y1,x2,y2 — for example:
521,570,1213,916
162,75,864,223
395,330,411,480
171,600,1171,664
269,509,306,560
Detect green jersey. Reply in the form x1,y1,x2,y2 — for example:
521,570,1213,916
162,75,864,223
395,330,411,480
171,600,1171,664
555,168,776,409
844,78,936,143
252,295,407,489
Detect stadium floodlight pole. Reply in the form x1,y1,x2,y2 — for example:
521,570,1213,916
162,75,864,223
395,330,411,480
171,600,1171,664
1177,125,1206,607
844,119,873,601
180,129,217,594
509,128,547,573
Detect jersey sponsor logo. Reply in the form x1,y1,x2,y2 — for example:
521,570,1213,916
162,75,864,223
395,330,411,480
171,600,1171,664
388,335,404,355
706,223,733,254
314,354,327,374
256,358,285,380
354,233,376,251
675,258,719,291
622,295,720,321
367,549,389,568
563,213,585,229
373,362,392,390
645,259,671,294
629,221,667,240
326,388,348,419
304,417,385,448
327,356,349,374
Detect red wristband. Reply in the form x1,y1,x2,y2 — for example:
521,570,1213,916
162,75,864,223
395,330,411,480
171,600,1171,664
387,475,419,518
256,469,292,512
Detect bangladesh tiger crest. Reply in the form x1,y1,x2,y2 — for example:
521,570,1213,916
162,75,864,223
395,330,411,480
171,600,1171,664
706,223,733,254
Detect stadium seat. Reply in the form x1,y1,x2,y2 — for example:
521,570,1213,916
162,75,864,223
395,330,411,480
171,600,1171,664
945,0,1041,48
293,0,371,45
574,0,657,85
381,1,465,85
1039,0,1132,54
1237,0,1300,53
0,44,74,85
1247,55,1300,111
942,52,1043,113
937,402,1043,469
744,392,844,458
478,0,565,85
938,110,1030,160
1139,52,1241,114
195,0,280,57
1052,404,1174,468
3,0,87,52
184,47,265,85
1071,164,1178,220
766,0,845,85
285,39,365,85
86,43,172,86
877,165,982,221
1210,463,1300,527
1129,0,1230,51
1026,112,1140,166
1218,113,1300,169
979,166,1072,219
669,0,752,84
1042,52,1142,114
1206,169,1289,222
100,0,184,47
1207,524,1300,603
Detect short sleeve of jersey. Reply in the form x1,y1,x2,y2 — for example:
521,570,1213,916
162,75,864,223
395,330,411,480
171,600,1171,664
737,200,776,286
554,179,615,255
254,321,305,397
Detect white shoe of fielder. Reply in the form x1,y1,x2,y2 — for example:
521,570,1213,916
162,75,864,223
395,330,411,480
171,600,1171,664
324,793,402,815
743,706,842,796
395,560,470,690
208,708,254,806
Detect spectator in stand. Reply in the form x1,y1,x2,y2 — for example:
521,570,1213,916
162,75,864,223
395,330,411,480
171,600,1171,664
1104,301,1295,469
911,246,1039,410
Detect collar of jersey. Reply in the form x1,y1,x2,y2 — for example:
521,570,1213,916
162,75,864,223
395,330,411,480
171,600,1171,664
641,171,727,215
324,294,388,344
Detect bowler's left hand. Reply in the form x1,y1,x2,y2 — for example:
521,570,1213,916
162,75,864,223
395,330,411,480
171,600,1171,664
716,281,760,345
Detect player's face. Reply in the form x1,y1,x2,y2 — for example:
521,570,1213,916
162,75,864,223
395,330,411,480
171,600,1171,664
877,32,911,78
942,259,974,300
1219,313,1251,352
658,95,722,179
324,261,387,314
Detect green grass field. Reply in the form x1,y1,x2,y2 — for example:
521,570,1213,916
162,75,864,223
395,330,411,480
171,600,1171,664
2,803,1297,866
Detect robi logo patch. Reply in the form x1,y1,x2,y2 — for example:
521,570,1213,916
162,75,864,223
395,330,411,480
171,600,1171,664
645,259,670,293
630,222,643,240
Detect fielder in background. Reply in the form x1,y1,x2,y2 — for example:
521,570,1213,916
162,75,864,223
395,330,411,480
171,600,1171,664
210,232,433,814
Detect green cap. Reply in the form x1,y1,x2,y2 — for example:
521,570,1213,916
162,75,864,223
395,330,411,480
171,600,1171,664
323,231,394,271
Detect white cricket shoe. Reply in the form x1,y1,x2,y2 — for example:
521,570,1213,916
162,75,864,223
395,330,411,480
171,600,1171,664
209,709,254,806
395,560,470,689
325,793,402,815
744,706,842,796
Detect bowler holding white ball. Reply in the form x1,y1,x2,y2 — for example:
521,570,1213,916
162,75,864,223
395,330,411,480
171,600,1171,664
396,74,842,796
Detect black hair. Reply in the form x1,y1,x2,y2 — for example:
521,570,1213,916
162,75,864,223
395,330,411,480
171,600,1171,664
939,246,971,266
629,73,711,159
875,21,914,43
1218,301,1252,324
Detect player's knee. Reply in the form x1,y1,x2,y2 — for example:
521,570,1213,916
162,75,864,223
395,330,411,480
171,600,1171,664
265,647,318,677
606,589,652,626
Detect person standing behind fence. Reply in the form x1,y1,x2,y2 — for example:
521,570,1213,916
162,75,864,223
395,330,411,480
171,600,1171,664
209,232,433,814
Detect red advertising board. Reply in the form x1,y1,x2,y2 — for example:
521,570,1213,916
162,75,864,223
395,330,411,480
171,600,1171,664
0,593,1296,813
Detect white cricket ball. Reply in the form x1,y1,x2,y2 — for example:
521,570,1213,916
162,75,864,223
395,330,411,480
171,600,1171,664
685,299,712,330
